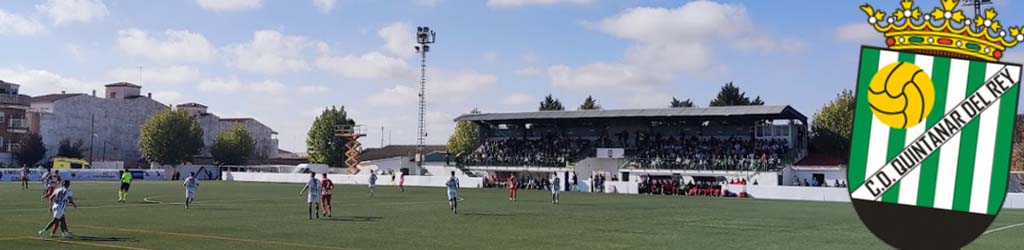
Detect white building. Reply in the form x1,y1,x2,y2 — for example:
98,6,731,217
177,102,279,160
28,83,280,167
29,83,167,165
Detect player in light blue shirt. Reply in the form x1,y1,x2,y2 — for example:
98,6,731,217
551,174,561,205
446,171,459,214
183,172,199,209
369,171,378,198
299,173,321,220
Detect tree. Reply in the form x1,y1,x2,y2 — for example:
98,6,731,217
810,90,855,157
139,109,204,165
211,124,255,165
538,94,565,111
306,106,355,168
14,133,46,166
579,95,601,110
1013,115,1024,172
448,109,481,156
670,97,695,108
709,82,765,106
56,138,86,159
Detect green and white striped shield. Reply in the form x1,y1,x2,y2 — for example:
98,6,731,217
848,47,1022,215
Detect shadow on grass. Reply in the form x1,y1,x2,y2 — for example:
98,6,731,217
72,235,139,242
323,216,383,222
460,212,515,217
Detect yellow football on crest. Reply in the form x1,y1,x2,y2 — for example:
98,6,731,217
867,62,935,129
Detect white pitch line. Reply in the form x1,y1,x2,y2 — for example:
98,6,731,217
983,222,1024,235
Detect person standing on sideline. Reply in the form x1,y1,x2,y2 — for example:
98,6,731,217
572,172,578,192
508,175,518,201
368,171,378,197
118,170,133,203
551,174,561,204
446,171,460,214
183,172,199,209
299,173,321,220
399,171,406,192
20,164,29,190
320,173,335,218
39,180,76,239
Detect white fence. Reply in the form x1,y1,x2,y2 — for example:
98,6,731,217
0,169,166,182
222,172,484,188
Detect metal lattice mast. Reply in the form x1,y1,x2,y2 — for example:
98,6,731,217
415,26,435,168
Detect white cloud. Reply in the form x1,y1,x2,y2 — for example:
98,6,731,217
297,85,329,94
107,65,200,85
313,0,337,13
152,91,184,104
198,78,286,95
487,0,592,8
552,1,795,94
365,69,496,106
250,80,286,95
414,0,442,7
378,22,415,57
316,51,411,80
514,67,542,77
429,69,497,97
195,0,262,12
0,9,45,36
367,85,417,107
835,22,880,44
35,0,108,25
502,94,535,106
198,78,243,93
117,29,216,64
226,30,325,75
0,67,95,95
548,63,667,92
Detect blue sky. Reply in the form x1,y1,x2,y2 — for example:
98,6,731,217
1,0,1023,152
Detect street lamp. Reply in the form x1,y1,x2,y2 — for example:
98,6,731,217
414,26,436,168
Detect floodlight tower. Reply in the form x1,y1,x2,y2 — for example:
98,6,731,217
414,26,436,169
967,0,992,19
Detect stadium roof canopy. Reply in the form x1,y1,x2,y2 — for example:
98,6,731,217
454,105,806,123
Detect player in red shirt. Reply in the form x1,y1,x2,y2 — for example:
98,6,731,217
319,173,335,218
507,175,518,201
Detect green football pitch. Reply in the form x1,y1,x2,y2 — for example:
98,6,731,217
2,181,1024,249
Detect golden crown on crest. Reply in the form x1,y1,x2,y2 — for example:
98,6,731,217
861,0,1021,61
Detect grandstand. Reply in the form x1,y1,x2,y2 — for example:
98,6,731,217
454,105,809,188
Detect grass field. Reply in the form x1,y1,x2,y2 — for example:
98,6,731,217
2,181,1024,249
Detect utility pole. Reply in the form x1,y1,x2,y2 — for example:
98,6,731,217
89,114,95,164
414,26,436,168
380,126,385,148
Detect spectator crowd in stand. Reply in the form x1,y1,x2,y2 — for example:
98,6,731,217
460,134,791,172
626,137,789,171
463,137,592,167
639,178,751,197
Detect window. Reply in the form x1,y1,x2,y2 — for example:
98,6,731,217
110,92,118,98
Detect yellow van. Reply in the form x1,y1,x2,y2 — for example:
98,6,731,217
51,157,90,169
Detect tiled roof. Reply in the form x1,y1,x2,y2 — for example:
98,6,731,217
177,102,208,108
31,93,83,103
105,82,141,88
360,145,447,161
455,105,807,122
